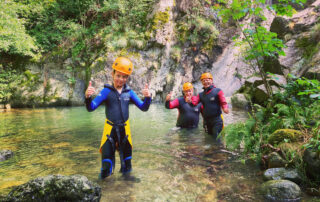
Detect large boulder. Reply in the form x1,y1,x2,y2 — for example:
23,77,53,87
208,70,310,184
263,168,302,184
230,93,250,109
270,17,291,40
267,152,288,168
303,147,320,180
3,175,101,202
268,129,303,145
0,150,13,162
260,180,301,201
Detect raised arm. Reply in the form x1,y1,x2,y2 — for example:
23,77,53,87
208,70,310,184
165,92,180,109
86,88,110,112
130,90,151,111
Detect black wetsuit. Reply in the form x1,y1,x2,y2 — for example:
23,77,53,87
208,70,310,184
165,96,201,128
86,84,151,178
199,85,224,139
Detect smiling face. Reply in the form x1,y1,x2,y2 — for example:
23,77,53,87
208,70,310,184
201,78,213,89
112,70,129,89
183,88,193,98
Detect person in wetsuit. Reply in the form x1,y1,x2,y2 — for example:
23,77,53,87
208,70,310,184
165,82,201,129
198,72,229,140
85,57,151,179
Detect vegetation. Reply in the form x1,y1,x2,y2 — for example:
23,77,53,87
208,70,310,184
214,0,305,98
0,0,157,104
223,76,320,182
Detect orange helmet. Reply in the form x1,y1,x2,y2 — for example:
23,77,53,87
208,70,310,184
112,57,133,75
200,72,213,80
182,82,193,91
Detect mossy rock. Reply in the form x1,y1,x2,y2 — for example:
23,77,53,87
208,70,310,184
268,129,303,145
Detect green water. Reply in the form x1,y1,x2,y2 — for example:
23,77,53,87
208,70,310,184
0,104,265,201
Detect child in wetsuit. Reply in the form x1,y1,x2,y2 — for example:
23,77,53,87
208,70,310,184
85,57,151,179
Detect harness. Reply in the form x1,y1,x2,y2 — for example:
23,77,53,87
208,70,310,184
99,118,132,153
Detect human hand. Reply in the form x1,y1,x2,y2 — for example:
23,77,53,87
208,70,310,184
85,81,95,98
222,108,230,114
166,91,173,101
185,95,192,103
142,83,151,97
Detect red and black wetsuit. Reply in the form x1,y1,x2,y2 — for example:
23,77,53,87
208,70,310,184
198,85,228,139
165,96,202,128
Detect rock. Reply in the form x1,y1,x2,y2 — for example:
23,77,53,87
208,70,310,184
260,180,301,201
263,168,302,184
4,175,101,202
262,56,286,75
270,17,291,40
303,147,320,180
0,150,13,162
267,152,288,168
231,93,250,109
268,129,303,145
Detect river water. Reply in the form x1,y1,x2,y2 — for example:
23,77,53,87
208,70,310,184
0,104,266,201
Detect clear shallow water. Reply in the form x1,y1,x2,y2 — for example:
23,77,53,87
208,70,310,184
0,104,265,201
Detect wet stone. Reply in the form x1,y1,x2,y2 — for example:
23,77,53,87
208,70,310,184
263,168,302,184
3,175,101,202
0,150,13,162
267,152,287,168
260,180,301,202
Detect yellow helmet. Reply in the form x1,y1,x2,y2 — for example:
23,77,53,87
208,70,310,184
182,82,193,91
112,57,133,75
200,72,213,80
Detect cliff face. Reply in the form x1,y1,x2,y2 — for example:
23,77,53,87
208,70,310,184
11,0,320,108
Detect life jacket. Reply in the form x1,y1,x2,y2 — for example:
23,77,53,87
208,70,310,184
176,97,201,128
199,85,222,119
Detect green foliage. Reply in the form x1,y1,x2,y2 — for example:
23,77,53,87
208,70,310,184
176,15,219,49
215,0,305,97
224,77,320,159
0,0,38,58
0,65,24,104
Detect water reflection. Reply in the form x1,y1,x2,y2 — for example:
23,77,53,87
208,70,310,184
0,105,264,201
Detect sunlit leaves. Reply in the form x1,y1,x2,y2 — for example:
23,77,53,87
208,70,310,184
0,0,38,58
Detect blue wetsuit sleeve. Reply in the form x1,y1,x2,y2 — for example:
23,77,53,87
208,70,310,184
86,88,110,112
130,90,151,111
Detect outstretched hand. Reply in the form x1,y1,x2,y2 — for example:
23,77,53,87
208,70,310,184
166,91,173,101
142,83,151,97
85,81,96,98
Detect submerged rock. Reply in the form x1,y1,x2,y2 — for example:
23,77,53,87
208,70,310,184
0,150,13,162
260,180,301,202
3,175,101,202
263,168,302,184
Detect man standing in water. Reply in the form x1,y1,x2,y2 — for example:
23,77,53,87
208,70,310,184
165,82,202,129
198,72,229,140
85,57,151,179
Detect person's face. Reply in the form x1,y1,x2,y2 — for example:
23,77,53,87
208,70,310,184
201,78,213,89
183,88,193,98
112,71,129,88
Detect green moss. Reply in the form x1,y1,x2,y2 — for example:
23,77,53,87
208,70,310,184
170,46,182,62
152,10,170,30
268,129,303,145
296,24,320,61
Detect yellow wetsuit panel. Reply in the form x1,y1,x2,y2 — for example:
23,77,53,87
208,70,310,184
99,119,132,153
221,114,224,129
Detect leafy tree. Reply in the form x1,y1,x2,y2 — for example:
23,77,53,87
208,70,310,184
214,0,305,98
0,0,38,62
